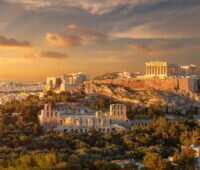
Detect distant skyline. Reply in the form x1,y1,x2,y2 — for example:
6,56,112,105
0,0,200,81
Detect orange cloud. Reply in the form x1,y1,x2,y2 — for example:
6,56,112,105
0,35,31,48
45,24,107,47
45,33,81,47
25,50,68,60
66,24,108,43
128,40,182,53
113,20,200,39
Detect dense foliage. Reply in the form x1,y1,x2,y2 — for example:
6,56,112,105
0,93,199,170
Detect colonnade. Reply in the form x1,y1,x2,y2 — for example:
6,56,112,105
146,65,168,75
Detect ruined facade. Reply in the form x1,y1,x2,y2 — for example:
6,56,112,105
39,104,127,133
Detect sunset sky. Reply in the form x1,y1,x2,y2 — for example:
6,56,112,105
0,0,200,81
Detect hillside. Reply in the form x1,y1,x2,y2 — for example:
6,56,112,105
84,78,199,112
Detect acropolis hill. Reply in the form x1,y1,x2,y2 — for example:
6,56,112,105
84,78,178,92
83,61,200,103
84,77,198,94
44,61,200,102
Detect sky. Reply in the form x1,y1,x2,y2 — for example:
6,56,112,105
0,0,200,81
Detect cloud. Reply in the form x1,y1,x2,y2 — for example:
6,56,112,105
66,24,107,43
0,35,31,48
112,8,200,39
128,40,182,54
3,0,165,15
45,24,107,47
45,33,81,47
25,50,68,60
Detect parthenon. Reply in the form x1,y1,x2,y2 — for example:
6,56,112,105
145,61,179,77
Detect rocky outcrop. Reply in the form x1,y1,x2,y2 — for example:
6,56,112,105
84,78,179,94
83,78,199,109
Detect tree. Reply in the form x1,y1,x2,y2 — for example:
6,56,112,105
0,114,8,137
173,147,196,170
66,155,81,170
143,152,167,170
0,122,5,137
95,161,121,170
147,103,163,116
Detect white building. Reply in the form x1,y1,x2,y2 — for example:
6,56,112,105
69,72,89,85
178,76,200,98
145,61,179,77
45,72,89,93
118,72,131,79
180,65,200,76
191,144,200,157
39,104,127,133
145,61,200,78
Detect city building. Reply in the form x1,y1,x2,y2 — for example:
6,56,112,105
69,72,89,85
145,61,179,77
45,72,89,93
178,76,200,94
145,61,199,78
180,65,200,76
117,72,131,79
39,103,127,133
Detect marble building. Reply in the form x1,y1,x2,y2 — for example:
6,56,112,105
110,104,127,121
180,65,200,76
39,103,127,133
44,72,89,93
145,61,179,77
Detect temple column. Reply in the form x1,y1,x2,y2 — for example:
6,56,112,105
150,66,152,75
163,65,165,75
163,66,165,75
166,66,168,75
153,66,155,75
164,66,166,75
148,66,151,75
146,66,148,75
157,66,159,75
156,66,158,75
